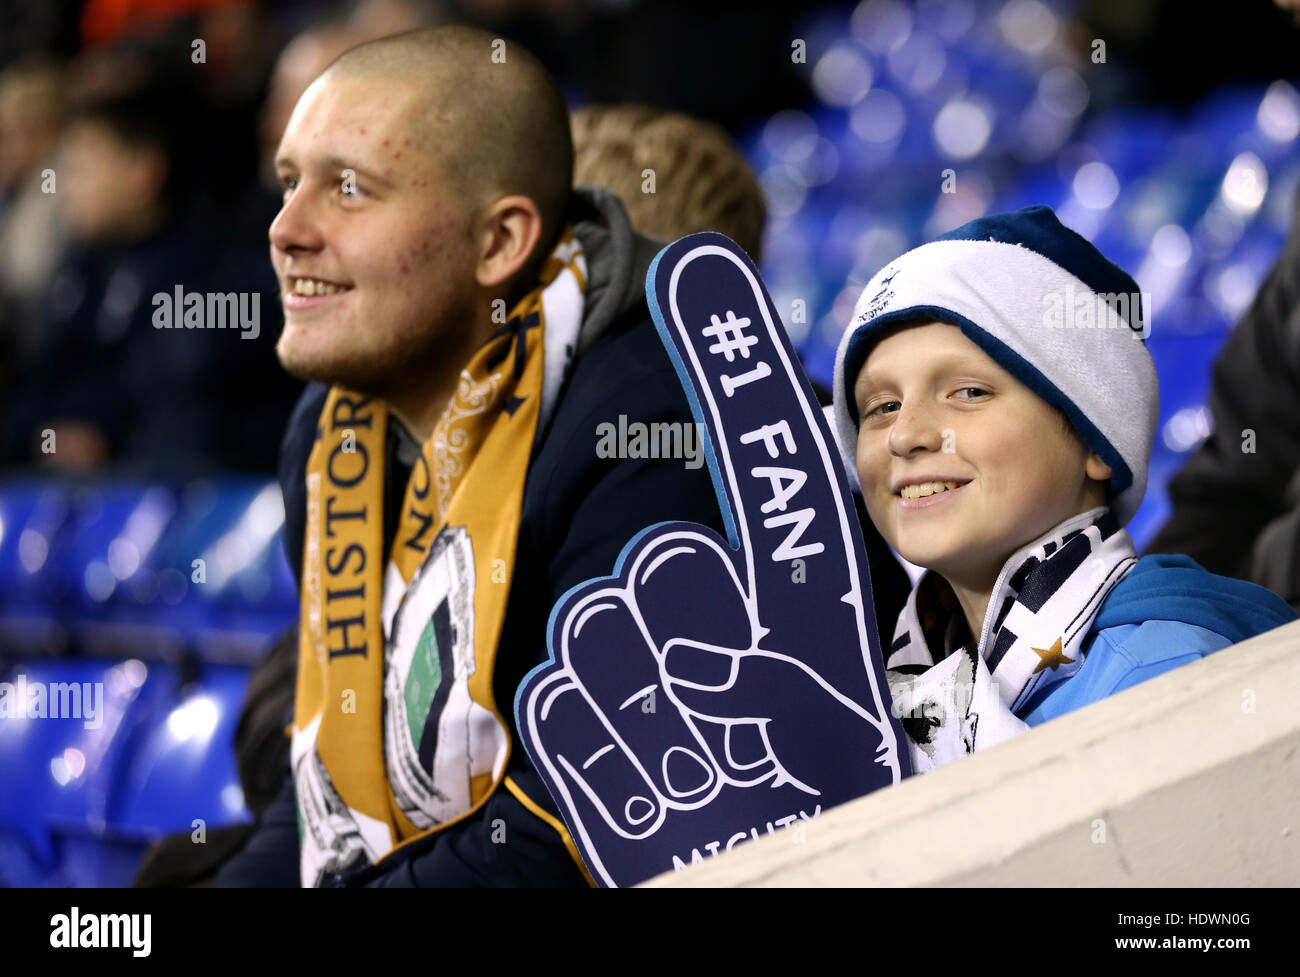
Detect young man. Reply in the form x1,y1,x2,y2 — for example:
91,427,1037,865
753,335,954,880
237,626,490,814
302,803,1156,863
215,25,724,887
829,206,1296,773
213,23,909,887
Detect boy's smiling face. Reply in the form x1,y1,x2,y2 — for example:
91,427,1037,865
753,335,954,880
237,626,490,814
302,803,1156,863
853,320,1113,590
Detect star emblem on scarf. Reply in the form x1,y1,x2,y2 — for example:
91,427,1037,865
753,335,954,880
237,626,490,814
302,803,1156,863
1031,636,1075,673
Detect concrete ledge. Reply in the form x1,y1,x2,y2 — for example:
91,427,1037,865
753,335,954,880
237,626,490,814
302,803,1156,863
644,619,1300,887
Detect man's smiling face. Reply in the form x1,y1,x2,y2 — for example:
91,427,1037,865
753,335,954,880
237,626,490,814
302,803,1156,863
853,320,1111,588
270,71,480,393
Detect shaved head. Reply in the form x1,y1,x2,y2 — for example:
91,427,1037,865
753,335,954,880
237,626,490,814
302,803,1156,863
324,25,573,265
269,25,576,439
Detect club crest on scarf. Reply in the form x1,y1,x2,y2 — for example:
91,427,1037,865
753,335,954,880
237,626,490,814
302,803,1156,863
292,228,588,886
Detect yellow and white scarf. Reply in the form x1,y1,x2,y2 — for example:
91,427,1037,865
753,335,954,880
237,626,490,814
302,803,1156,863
291,229,587,886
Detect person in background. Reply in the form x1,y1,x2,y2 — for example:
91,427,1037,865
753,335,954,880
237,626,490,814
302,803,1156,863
1139,0,1300,616
2,46,305,477
2,77,204,474
0,58,69,392
571,103,766,261
1143,188,1300,614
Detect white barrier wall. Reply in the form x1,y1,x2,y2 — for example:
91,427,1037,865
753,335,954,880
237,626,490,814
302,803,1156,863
645,619,1300,887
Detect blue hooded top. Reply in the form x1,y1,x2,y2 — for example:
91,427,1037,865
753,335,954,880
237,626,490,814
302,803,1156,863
1017,553,1296,725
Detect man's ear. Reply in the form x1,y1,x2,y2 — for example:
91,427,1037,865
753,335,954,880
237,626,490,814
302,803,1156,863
1085,451,1113,482
475,194,544,290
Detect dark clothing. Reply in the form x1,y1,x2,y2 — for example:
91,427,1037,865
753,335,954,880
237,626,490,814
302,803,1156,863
214,189,911,887
3,217,299,478
1145,192,1300,612
220,305,730,887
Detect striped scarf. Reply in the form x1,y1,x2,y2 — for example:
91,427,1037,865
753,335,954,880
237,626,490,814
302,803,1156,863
886,506,1138,772
291,228,587,886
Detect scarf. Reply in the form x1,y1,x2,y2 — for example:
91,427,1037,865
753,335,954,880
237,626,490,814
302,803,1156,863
886,506,1138,773
291,228,588,886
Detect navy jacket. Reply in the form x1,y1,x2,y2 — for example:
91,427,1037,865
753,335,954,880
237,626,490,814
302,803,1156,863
216,195,910,887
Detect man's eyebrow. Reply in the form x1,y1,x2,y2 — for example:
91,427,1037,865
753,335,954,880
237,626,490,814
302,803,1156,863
322,155,397,188
272,153,397,189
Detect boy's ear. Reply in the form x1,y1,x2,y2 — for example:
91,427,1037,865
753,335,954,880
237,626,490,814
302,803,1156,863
1085,451,1113,482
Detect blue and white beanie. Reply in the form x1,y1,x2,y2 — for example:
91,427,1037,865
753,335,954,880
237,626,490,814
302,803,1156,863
830,205,1158,527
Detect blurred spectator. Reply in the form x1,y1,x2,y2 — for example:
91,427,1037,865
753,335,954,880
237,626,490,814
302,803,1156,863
571,103,767,260
5,79,195,473
2,69,296,477
257,23,373,192
0,58,63,200
348,0,445,38
1140,0,1300,612
0,58,69,381
1143,188,1300,613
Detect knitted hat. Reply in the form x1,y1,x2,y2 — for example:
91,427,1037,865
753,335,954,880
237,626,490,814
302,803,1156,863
830,205,1158,526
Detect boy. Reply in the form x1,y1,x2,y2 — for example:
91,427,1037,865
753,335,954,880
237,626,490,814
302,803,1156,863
829,206,1297,773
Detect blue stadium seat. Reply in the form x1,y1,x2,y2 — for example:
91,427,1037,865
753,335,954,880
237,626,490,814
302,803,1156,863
0,482,77,646
146,480,297,657
0,657,168,886
111,663,253,839
63,484,182,660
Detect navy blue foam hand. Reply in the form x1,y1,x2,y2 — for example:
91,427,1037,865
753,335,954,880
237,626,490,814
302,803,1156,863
515,234,911,887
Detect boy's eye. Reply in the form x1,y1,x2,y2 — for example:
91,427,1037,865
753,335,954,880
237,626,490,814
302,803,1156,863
278,175,297,195
862,387,988,417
